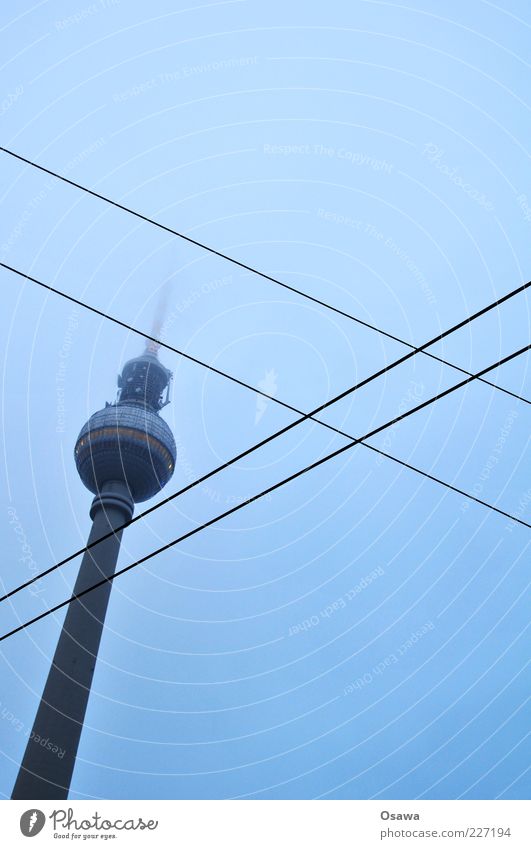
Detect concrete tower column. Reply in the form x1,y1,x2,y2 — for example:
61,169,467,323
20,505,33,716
11,480,134,800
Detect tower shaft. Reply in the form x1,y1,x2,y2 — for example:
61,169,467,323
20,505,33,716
11,481,133,800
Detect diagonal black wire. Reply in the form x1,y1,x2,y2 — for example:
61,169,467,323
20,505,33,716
0,262,529,605
0,146,529,405
1,261,529,428
1,342,529,642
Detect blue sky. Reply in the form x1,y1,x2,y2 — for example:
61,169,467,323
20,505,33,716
0,0,529,799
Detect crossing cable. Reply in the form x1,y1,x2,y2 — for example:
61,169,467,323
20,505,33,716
1,261,529,429
0,341,529,642
0,262,529,605
0,146,528,406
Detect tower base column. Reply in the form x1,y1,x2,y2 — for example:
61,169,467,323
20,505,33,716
11,481,134,800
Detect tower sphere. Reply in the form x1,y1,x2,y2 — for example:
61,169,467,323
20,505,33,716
74,349,176,503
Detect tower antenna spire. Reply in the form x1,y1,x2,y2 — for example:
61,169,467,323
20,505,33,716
145,272,172,355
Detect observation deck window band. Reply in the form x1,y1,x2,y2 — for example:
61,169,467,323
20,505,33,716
76,427,175,466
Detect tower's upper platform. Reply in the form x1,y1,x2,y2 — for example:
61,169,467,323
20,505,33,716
117,350,172,411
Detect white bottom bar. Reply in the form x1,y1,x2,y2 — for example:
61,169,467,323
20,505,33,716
3,799,529,848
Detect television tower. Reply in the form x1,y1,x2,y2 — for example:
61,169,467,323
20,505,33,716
12,340,176,799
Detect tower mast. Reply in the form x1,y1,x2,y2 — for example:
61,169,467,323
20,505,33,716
12,344,175,799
